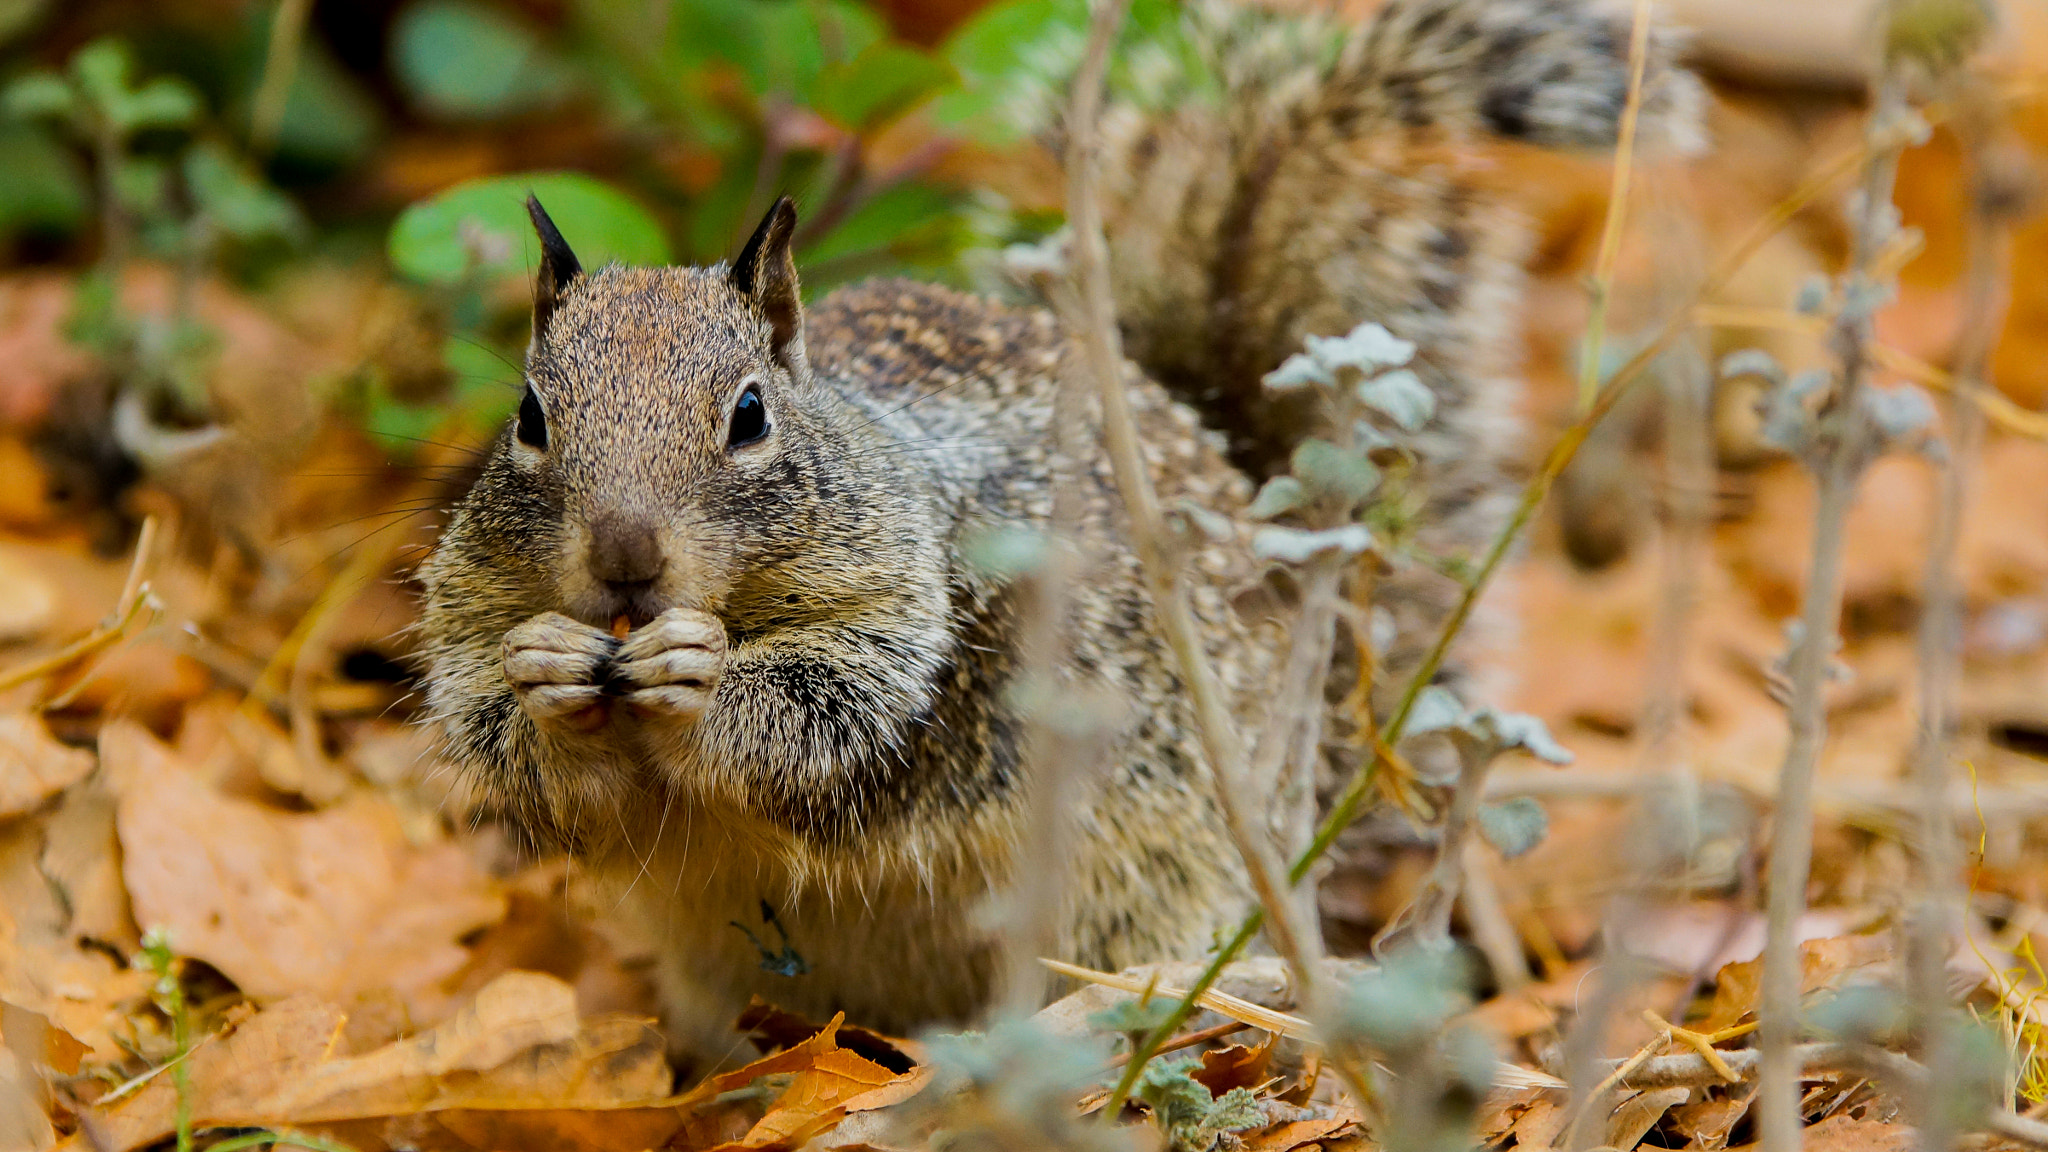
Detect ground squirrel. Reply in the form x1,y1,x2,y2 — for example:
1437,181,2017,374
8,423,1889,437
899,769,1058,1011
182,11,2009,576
415,0,1701,1053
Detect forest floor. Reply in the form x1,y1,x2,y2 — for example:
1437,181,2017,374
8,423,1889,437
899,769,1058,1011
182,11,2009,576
9,20,2048,1152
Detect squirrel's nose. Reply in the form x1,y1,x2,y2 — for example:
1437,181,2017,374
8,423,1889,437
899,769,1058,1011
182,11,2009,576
587,514,665,589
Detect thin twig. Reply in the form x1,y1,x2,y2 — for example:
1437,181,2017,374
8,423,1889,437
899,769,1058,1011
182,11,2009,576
1104,88,1906,1117
1105,1020,1251,1069
248,0,314,158
999,284,1107,1019
0,516,160,696
1575,0,1655,414
1757,69,1912,1152
1908,73,2018,1152
1056,0,1324,1111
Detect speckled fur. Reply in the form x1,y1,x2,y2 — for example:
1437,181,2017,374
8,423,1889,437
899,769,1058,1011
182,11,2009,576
418,265,1281,1051
416,0,1705,1052
1086,0,1703,702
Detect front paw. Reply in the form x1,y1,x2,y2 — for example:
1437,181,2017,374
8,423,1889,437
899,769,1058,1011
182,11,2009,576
502,612,617,731
612,607,727,722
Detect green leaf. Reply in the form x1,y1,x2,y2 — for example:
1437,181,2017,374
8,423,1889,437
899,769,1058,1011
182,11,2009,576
1136,1059,1268,1152
669,0,884,104
68,39,133,113
812,40,954,131
388,172,671,286
111,76,200,133
931,0,1082,143
391,0,574,120
3,71,75,121
184,142,303,242
0,122,87,234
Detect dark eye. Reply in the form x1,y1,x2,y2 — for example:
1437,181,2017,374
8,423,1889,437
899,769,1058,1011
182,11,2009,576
516,385,547,450
728,385,768,448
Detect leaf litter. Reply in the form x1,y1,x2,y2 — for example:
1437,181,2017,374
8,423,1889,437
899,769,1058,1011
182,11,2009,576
3,15,2048,1152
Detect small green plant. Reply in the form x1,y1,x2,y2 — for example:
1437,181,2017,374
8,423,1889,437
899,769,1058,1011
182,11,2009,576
6,37,303,443
139,927,359,1152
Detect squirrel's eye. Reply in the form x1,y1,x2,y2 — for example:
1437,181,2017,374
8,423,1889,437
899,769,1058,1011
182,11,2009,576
728,385,768,448
516,385,548,451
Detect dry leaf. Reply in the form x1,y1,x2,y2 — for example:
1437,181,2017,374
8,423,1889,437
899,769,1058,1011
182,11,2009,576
66,971,673,1152
0,715,91,821
740,1045,926,1147
1699,933,1893,1033
1603,1086,1687,1151
1191,1037,1276,1097
1241,1110,1361,1152
1669,1091,1753,1151
735,997,916,1071
105,722,504,1021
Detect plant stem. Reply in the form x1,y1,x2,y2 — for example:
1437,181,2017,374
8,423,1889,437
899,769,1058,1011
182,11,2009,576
249,0,314,158
1105,106,1895,1111
1908,78,2016,1152
1756,72,1909,1152
1575,0,1655,414
1059,0,1322,1022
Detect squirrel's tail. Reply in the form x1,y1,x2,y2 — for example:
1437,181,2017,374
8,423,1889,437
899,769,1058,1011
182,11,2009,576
1080,0,1704,479
1325,0,1704,153
1063,0,1704,706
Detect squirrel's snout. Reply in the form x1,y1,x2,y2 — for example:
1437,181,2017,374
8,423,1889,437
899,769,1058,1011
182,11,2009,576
587,513,666,592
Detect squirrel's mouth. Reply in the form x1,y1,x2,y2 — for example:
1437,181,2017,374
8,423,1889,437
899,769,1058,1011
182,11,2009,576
577,584,666,632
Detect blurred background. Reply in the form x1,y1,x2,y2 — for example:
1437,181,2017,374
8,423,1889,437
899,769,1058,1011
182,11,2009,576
6,0,2048,1122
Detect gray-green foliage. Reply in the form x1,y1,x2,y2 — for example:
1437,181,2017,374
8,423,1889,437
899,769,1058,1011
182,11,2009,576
1135,1059,1268,1152
1245,319,1428,565
920,1019,1129,1152
1331,948,1496,1152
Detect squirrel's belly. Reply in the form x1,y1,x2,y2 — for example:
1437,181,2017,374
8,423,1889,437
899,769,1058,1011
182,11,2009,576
611,831,999,1053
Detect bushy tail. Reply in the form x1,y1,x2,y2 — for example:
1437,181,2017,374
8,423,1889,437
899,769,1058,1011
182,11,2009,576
1073,0,1705,479
1326,0,1704,152
1043,0,1706,710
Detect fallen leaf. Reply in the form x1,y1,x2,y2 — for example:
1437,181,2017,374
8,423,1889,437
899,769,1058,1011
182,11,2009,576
735,997,915,1072
0,714,91,821
1191,1037,1276,1097
1698,933,1893,1033
1603,1086,1687,1151
64,971,674,1152
1669,1090,1753,1151
1241,1109,1360,1152
105,722,505,1021
741,1045,924,1147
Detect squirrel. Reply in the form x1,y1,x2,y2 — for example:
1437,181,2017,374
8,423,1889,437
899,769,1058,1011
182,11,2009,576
415,0,1703,1053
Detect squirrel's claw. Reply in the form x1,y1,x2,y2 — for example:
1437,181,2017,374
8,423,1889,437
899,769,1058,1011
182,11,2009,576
613,607,726,722
503,612,618,731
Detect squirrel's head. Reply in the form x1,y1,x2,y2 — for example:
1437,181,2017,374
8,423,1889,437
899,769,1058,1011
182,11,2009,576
490,195,931,633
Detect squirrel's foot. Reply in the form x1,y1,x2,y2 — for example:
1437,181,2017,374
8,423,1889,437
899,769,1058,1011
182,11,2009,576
503,612,617,732
613,607,726,722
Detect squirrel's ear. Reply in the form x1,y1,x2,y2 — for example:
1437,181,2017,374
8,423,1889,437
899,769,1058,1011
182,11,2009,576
730,197,806,375
526,194,582,353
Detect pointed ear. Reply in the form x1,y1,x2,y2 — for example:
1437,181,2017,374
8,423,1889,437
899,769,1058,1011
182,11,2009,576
730,197,806,375
526,194,582,353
